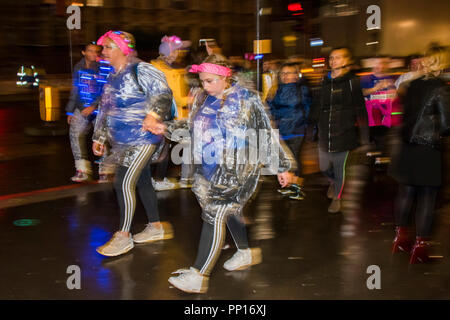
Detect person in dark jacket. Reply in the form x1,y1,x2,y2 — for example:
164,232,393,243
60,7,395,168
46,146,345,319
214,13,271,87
389,45,450,264
66,42,113,182
309,47,369,213
267,62,312,200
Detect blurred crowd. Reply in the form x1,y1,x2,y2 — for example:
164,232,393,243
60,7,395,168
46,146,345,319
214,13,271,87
62,30,449,293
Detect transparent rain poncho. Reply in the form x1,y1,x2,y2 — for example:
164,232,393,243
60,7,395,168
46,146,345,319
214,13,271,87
93,57,173,167
165,79,296,224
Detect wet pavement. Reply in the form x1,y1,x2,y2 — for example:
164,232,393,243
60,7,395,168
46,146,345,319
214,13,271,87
1,98,450,300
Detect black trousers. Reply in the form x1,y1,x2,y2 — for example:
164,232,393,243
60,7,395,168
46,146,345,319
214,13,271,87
193,213,249,276
114,145,159,232
394,184,439,237
152,140,170,180
284,136,305,177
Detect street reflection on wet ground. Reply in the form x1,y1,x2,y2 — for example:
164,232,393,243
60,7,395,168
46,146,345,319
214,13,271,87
1,170,450,299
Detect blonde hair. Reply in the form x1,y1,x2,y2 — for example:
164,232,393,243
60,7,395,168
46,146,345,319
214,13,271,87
422,46,449,76
202,54,232,70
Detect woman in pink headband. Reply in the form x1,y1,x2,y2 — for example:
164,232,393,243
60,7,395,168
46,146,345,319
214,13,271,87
96,31,136,73
92,30,176,258
147,54,296,293
97,30,135,56
188,58,233,100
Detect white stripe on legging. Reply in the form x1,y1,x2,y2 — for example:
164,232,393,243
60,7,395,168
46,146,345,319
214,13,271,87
122,145,149,232
123,144,155,232
200,204,228,275
121,145,154,232
199,205,226,275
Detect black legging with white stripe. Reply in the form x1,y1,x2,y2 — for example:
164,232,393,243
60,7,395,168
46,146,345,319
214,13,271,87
193,204,249,276
114,144,159,232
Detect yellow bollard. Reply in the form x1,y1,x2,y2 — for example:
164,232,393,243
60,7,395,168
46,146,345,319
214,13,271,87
39,85,61,122
253,39,272,54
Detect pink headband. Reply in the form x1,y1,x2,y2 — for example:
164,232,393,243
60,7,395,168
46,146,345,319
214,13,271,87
97,31,134,56
189,63,232,77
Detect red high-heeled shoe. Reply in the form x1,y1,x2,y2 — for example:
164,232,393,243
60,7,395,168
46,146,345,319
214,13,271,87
392,226,413,253
409,237,431,264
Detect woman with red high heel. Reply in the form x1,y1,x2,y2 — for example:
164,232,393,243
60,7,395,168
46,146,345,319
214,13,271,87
389,45,449,263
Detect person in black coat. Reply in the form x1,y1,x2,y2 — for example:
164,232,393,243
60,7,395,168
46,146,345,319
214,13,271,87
308,47,369,213
389,45,450,263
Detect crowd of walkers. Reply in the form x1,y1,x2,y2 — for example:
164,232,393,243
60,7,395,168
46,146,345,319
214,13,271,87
65,30,449,293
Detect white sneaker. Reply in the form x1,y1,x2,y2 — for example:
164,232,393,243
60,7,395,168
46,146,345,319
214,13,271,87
168,267,209,294
152,178,177,191
96,232,134,257
223,248,262,271
133,222,174,244
71,170,92,183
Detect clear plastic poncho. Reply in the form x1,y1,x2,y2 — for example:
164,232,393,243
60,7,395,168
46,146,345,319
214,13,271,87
165,78,296,224
93,57,173,167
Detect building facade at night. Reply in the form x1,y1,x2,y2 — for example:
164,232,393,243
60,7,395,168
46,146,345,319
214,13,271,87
307,0,449,59
0,0,257,74
0,0,448,75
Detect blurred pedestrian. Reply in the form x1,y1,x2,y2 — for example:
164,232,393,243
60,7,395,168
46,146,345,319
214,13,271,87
308,47,369,213
267,62,312,200
361,56,396,154
66,42,114,183
152,54,295,293
389,45,450,263
262,59,280,102
178,44,211,188
200,38,221,55
150,35,191,190
395,54,424,91
93,30,174,257
152,35,191,118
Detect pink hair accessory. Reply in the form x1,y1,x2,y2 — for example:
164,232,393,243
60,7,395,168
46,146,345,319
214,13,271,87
162,35,182,45
189,63,232,77
97,31,134,56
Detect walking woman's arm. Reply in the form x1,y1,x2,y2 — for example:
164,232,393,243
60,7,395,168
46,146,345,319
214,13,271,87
251,91,296,175
92,101,108,145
